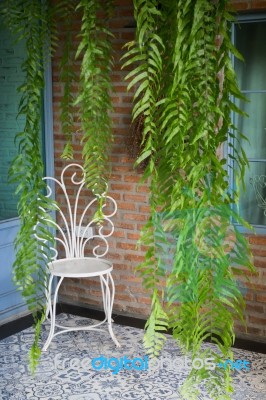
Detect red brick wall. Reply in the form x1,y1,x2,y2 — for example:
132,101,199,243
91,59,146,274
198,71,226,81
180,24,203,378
52,0,266,342
231,0,266,10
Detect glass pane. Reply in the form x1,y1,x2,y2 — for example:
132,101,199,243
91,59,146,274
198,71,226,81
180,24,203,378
235,21,266,91
238,161,266,226
234,93,266,159
0,22,26,221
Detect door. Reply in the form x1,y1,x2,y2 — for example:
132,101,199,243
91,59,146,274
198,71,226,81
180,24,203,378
0,17,54,323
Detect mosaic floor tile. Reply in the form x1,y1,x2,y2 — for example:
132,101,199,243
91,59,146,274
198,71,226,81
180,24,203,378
0,314,265,399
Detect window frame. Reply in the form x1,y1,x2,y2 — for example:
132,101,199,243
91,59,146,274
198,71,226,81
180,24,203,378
228,13,266,234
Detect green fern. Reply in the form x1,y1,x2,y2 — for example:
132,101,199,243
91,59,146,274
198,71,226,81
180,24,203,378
58,1,78,160
1,0,59,373
75,0,114,196
123,0,255,398
1,0,116,372
143,290,169,358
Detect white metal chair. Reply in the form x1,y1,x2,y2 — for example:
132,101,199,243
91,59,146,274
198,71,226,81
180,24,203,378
37,163,120,351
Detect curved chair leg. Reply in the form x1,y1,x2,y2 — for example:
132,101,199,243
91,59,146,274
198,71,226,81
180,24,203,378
109,273,116,315
101,273,120,347
100,276,108,320
42,276,64,351
45,274,54,320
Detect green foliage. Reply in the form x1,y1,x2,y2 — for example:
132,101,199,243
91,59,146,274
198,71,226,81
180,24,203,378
1,0,115,372
143,290,169,358
75,0,114,196
1,0,256,394
1,0,59,373
29,313,46,373
179,348,234,400
58,1,79,160
123,0,255,397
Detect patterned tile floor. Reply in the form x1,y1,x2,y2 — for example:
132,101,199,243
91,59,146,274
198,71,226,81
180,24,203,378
0,314,266,399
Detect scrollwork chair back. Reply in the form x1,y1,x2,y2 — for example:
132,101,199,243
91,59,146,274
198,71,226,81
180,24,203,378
39,163,120,351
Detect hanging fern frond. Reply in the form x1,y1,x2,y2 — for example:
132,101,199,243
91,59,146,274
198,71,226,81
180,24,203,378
143,290,169,358
1,0,58,373
123,0,255,397
122,0,164,177
58,1,79,160
1,0,116,371
75,0,114,196
122,0,169,357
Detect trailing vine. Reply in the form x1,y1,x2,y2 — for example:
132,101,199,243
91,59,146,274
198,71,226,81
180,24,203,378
1,0,115,371
0,0,58,372
75,0,114,197
123,0,255,398
1,1,256,394
59,1,78,160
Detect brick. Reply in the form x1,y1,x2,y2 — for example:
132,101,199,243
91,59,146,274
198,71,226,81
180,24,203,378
107,252,124,260
136,185,150,193
107,192,121,200
125,254,145,263
80,278,101,287
124,194,147,202
113,165,133,173
234,323,247,334
245,282,266,291
250,245,266,257
111,183,134,191
127,232,140,240
249,315,266,325
125,277,145,286
113,263,133,271
249,236,266,245
115,293,134,302
114,136,126,144
125,305,150,315
114,0,132,6
246,327,263,335
243,291,254,301
256,293,266,303
113,230,126,238
119,156,135,163
250,1,266,9
123,213,147,221
109,19,132,30
231,1,249,10
139,205,150,213
124,175,141,183
118,8,133,17
116,242,137,251
115,221,135,231
116,201,136,211
253,257,266,269
121,32,135,40
245,303,265,314
73,297,101,306
137,297,151,305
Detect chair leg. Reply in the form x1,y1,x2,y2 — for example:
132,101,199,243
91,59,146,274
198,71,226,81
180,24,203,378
100,276,108,320
101,273,120,347
42,276,64,351
45,275,53,320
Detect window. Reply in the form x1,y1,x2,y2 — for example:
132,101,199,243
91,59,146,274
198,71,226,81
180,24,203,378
230,14,266,231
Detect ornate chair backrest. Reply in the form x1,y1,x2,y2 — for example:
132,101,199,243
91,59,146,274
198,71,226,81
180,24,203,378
39,163,117,261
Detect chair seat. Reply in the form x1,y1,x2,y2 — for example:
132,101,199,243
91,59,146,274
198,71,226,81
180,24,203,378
48,257,113,278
